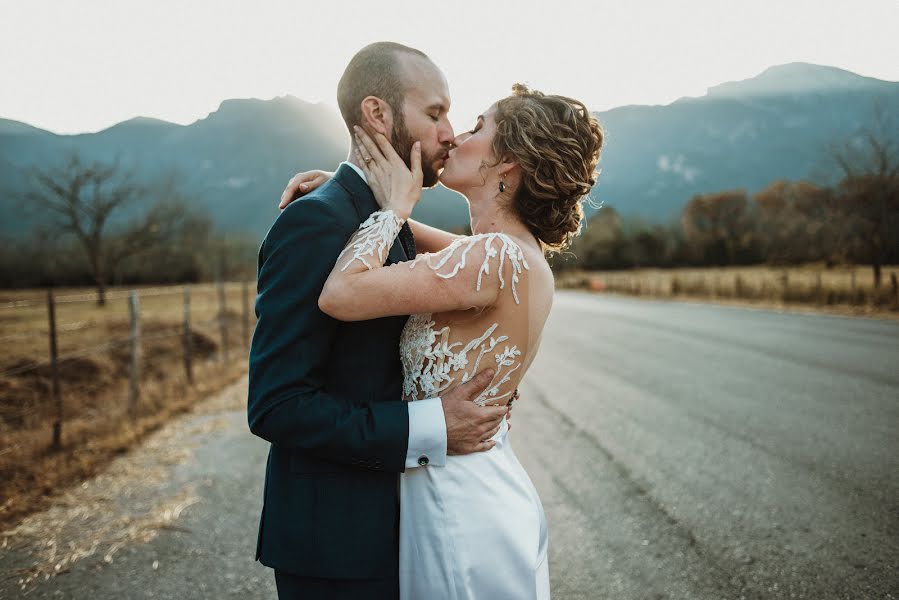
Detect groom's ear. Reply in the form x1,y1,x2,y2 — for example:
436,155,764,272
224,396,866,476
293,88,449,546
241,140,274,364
359,96,393,137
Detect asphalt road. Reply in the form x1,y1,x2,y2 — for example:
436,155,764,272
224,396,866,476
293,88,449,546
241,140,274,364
2,291,896,599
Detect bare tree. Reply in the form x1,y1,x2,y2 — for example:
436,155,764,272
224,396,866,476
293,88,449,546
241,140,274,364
829,103,899,287
22,152,193,304
681,189,755,265
753,179,838,264
569,205,627,270
792,181,839,265
753,180,798,263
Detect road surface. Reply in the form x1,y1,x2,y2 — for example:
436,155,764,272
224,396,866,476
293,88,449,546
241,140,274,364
2,291,896,599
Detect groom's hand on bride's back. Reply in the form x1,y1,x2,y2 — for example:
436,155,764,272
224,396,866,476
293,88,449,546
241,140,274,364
441,369,510,455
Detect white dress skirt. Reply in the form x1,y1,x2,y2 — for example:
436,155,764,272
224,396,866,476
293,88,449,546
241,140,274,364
399,414,550,600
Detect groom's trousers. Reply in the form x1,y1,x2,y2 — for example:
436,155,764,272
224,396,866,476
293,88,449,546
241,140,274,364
274,570,399,600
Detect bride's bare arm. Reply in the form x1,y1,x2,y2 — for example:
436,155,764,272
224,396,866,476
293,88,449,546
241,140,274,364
319,215,528,321
407,219,463,254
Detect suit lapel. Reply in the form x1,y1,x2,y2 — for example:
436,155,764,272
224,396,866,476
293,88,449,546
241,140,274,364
334,164,410,264
385,232,408,265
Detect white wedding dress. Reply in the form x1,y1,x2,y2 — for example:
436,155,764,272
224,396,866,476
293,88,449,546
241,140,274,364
395,235,551,600
335,211,551,599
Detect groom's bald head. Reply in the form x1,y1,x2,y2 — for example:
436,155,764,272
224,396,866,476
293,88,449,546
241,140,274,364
337,42,430,135
337,41,454,188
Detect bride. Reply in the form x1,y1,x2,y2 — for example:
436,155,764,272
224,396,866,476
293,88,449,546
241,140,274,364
284,84,602,600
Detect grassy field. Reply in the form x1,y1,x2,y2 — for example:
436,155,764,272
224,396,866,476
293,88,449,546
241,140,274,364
0,283,255,529
556,264,899,318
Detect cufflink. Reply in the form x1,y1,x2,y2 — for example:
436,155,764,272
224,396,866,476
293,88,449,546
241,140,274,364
417,455,429,466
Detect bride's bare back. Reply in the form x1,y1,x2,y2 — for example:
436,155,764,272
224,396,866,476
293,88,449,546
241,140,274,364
395,231,554,407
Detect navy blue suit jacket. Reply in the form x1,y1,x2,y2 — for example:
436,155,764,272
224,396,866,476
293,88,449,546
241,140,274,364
248,164,415,579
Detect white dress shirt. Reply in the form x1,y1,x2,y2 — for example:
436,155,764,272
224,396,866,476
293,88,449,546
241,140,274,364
339,161,447,468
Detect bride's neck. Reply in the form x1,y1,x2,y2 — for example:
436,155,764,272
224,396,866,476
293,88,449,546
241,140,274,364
466,189,532,241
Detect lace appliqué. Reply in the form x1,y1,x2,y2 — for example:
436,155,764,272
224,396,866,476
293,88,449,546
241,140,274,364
410,233,530,304
400,314,523,406
399,233,529,406
337,209,404,271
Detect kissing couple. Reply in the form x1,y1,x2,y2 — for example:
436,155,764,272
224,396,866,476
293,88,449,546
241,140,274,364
248,41,603,600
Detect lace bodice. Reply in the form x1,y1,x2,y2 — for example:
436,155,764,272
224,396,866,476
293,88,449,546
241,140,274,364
329,209,533,407
399,233,529,406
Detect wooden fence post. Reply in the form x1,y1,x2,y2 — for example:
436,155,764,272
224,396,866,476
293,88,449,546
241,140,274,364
46,289,62,449
218,278,229,363
242,279,249,348
128,291,140,418
183,286,193,384
891,273,898,309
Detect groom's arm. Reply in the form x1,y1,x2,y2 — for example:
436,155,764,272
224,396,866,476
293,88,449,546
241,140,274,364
247,197,446,472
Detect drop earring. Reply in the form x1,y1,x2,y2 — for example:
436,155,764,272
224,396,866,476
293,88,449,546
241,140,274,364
499,176,506,193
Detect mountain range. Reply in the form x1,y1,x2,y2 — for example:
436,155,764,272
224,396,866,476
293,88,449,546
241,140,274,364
1,62,897,242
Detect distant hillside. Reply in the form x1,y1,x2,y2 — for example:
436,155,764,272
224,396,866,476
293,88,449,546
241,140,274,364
1,62,897,241
593,62,899,222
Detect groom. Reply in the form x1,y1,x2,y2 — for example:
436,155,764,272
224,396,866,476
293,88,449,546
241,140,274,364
248,42,510,599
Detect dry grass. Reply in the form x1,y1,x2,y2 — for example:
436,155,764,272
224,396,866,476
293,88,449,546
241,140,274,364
2,379,249,591
0,283,255,529
556,264,899,319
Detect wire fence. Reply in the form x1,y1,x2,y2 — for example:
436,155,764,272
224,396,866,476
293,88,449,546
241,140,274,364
0,280,256,449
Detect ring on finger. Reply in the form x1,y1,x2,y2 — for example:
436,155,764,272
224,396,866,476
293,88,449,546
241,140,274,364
355,148,371,164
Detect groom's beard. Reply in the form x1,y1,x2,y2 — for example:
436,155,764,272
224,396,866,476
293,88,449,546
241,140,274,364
391,114,441,188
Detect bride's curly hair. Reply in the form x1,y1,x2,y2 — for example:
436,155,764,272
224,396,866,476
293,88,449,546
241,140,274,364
491,84,604,252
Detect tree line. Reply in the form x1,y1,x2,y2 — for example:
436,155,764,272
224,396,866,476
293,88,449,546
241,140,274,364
1,152,258,302
560,108,899,287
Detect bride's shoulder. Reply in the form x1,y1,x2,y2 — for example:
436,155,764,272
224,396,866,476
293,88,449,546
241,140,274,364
413,231,534,304
447,231,530,261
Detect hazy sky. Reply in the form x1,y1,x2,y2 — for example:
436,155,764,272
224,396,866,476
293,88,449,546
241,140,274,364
1,0,897,135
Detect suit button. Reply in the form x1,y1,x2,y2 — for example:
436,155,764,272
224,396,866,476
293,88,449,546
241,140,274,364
417,455,429,466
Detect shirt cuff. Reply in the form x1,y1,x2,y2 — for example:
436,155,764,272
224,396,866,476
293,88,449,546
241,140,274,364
405,397,447,468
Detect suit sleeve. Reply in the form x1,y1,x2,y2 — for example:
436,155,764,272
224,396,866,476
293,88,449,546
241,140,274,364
247,198,410,472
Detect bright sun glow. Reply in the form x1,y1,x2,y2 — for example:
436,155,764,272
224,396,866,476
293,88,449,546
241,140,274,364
1,0,897,135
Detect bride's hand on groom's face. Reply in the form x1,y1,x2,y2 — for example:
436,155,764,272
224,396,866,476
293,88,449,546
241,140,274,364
353,125,422,220
279,170,332,210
